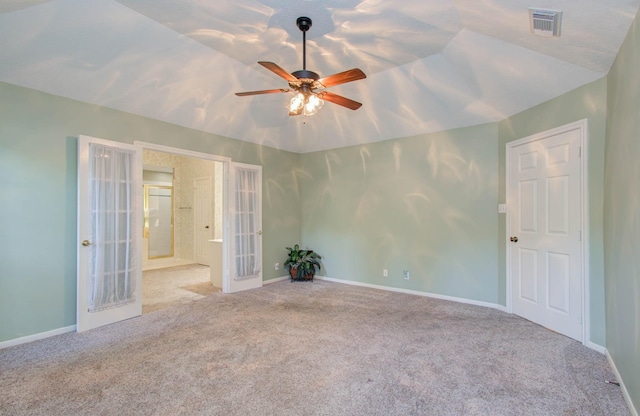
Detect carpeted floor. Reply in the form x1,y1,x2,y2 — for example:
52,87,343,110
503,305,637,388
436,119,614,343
143,263,219,313
0,280,629,415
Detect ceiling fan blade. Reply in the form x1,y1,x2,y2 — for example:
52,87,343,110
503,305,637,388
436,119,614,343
258,61,299,83
316,68,366,88
317,91,362,110
235,88,289,97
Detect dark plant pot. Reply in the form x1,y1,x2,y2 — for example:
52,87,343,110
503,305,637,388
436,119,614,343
289,267,314,281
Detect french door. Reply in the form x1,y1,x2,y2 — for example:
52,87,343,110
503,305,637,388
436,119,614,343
225,162,262,293
77,135,142,332
507,121,584,342
78,138,262,331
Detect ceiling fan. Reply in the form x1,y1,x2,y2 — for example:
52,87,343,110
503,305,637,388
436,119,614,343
235,16,367,116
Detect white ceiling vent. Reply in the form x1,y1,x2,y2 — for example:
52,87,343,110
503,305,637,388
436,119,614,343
529,8,562,37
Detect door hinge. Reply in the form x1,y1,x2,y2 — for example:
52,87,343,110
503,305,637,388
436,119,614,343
579,230,582,241
578,146,582,157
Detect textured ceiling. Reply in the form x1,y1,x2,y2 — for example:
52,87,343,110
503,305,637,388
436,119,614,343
1,0,638,153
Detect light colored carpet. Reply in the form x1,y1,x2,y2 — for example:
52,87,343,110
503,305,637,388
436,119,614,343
0,280,628,415
180,281,219,297
143,264,220,313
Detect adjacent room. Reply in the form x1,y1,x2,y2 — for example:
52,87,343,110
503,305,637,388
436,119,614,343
141,149,224,313
1,1,639,414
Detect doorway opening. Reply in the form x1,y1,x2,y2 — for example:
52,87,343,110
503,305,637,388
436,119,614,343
78,136,261,331
141,147,225,313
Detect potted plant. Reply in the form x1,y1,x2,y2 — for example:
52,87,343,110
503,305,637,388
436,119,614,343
284,244,322,281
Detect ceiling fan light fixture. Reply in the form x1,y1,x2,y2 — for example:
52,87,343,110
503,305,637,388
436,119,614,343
289,92,305,113
289,92,324,117
304,94,324,116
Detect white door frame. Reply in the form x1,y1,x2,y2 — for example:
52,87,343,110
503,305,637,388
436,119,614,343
505,119,590,346
135,141,231,292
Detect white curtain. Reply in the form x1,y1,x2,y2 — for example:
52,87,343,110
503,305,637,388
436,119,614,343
234,168,260,280
88,144,137,311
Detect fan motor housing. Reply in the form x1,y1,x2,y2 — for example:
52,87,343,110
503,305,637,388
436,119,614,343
292,69,319,80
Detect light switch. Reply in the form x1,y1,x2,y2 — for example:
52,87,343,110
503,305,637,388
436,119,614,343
498,204,507,214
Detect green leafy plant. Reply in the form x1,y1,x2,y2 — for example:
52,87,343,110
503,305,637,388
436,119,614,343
284,244,322,281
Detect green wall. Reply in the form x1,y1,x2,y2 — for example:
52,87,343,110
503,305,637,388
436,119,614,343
604,5,640,410
0,82,301,342
497,78,608,347
299,124,500,304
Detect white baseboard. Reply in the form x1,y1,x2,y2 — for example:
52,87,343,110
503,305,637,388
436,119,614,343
585,341,606,355
0,325,76,350
142,257,195,271
606,349,639,416
264,275,290,285
316,276,508,312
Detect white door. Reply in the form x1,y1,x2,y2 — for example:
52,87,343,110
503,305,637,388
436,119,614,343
508,125,583,341
77,135,142,332
194,177,212,265
225,162,262,293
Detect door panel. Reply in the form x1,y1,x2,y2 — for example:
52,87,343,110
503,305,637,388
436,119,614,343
77,135,142,332
547,252,570,313
519,180,538,232
518,248,538,303
547,176,569,234
509,126,582,341
194,177,212,265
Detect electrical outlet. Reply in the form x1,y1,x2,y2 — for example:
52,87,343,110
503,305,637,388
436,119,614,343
403,270,410,280
383,269,388,277
275,262,280,271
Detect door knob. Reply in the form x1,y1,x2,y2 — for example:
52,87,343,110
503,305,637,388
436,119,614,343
81,240,91,246
205,225,209,229
257,230,262,236
510,236,518,243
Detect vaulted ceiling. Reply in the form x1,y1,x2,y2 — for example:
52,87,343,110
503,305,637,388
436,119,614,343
1,0,638,153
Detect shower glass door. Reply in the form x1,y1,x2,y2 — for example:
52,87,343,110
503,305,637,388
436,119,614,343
144,185,174,258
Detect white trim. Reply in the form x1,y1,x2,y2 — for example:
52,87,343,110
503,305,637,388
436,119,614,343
581,120,591,347
585,341,606,355
264,276,290,285
316,276,508,312
505,119,589,345
134,141,231,164
606,350,639,416
143,164,174,173
0,325,76,350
